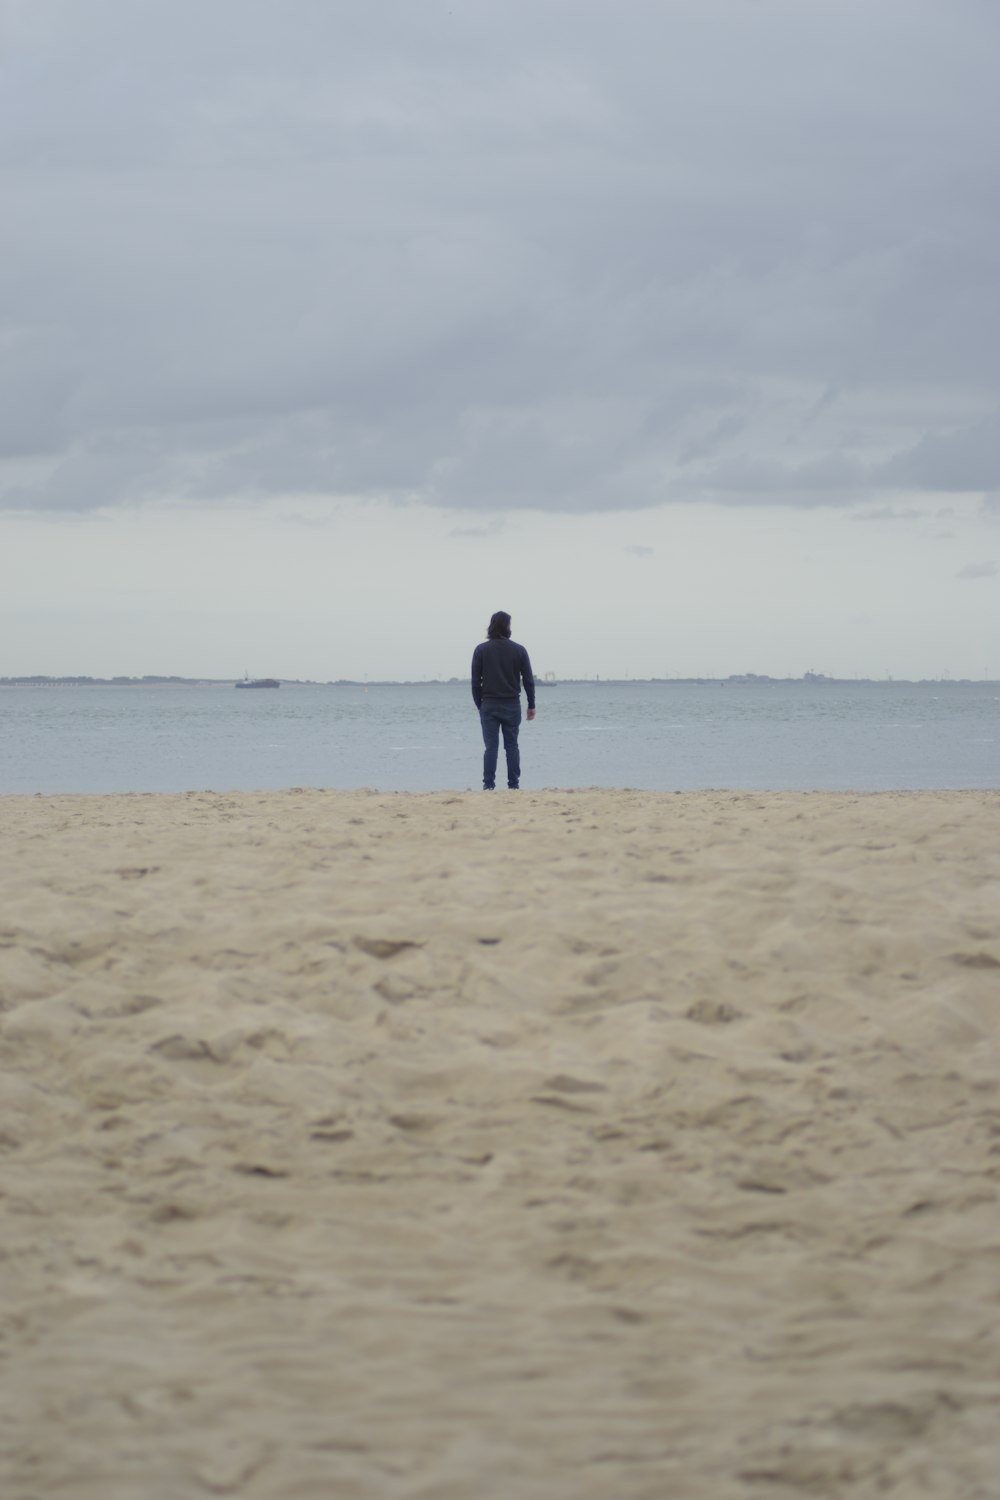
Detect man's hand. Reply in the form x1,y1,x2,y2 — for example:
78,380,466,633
527,708,536,721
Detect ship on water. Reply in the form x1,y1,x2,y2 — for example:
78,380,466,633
235,674,280,689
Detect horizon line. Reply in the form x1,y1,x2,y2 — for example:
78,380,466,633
2,673,998,688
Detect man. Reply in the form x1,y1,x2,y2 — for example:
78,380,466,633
471,611,536,790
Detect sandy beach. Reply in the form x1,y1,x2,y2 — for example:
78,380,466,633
1,786,998,1499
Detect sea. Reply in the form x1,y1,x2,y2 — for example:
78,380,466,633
1,680,997,795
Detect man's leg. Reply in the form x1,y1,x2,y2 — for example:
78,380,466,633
499,702,522,788
480,706,500,789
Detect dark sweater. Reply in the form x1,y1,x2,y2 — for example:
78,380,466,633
471,638,535,710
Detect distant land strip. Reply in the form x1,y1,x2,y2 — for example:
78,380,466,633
2,674,998,689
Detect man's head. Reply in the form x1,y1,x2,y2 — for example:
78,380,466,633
487,611,512,640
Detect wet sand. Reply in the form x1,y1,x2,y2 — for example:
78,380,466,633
2,787,999,1498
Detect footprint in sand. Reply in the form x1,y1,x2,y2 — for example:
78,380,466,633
686,999,743,1025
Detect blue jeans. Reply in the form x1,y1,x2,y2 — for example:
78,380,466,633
480,699,522,788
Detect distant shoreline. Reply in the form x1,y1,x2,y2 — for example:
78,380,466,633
2,674,997,689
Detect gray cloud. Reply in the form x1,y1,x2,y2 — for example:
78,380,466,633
3,0,1000,514
850,507,926,523
449,518,505,538
879,415,1000,493
955,560,998,579
624,544,654,557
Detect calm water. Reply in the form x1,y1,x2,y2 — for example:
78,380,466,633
0,682,997,794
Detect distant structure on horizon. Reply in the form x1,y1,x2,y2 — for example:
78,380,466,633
235,675,280,689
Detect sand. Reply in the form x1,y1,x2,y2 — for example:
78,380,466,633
1,786,999,1499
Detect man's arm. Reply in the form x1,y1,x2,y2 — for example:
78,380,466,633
520,646,536,719
471,644,484,709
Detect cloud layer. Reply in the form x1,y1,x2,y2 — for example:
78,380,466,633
4,0,1000,513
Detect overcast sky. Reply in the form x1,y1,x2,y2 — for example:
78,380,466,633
2,0,999,679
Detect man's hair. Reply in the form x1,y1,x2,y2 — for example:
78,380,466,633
487,611,512,640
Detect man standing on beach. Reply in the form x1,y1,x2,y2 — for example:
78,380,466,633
471,611,536,790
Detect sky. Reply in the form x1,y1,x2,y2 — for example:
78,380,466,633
2,0,999,681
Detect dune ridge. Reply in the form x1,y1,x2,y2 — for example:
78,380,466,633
2,787,999,1498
